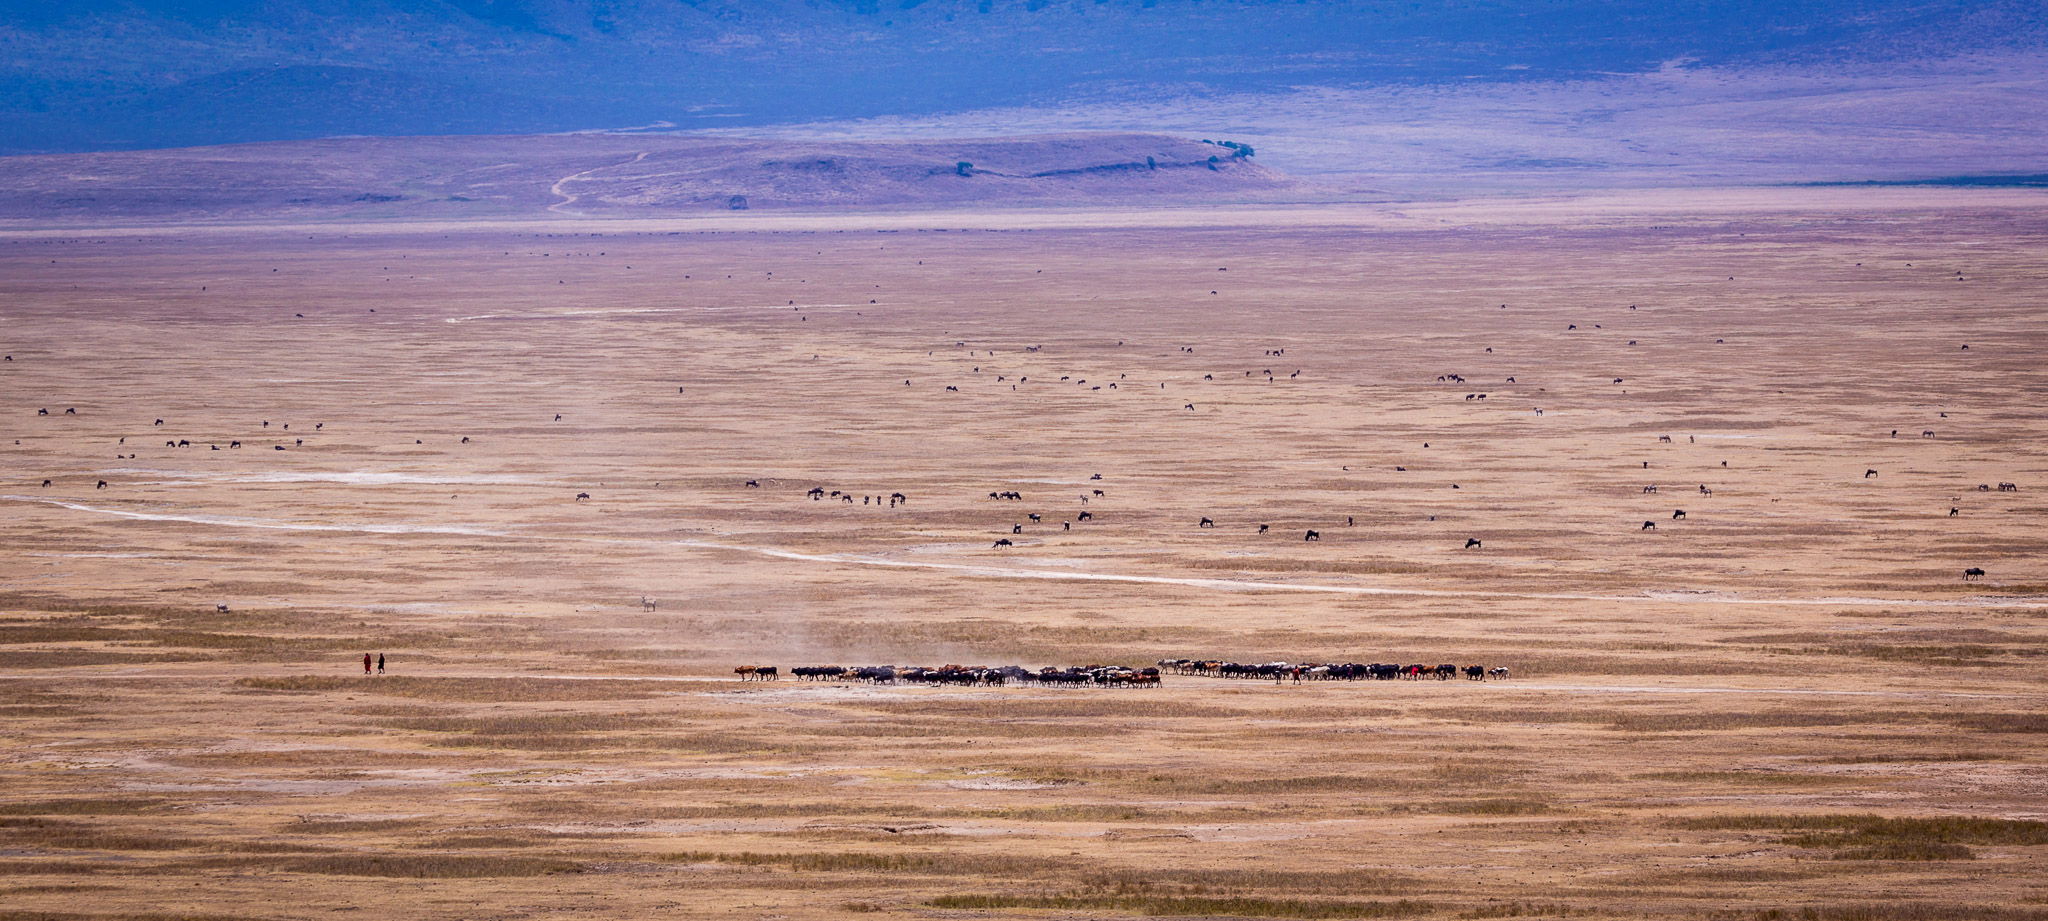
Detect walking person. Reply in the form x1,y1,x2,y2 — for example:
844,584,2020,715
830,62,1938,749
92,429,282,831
376,653,385,675
362,652,372,675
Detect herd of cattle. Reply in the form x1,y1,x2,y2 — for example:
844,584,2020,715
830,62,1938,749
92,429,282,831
733,659,1511,686
1158,658,1509,681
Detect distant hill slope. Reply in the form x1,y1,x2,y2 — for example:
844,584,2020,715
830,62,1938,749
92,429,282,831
0,133,1303,223
4,0,2043,154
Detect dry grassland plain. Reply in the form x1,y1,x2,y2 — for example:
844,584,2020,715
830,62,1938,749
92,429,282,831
2,190,2047,921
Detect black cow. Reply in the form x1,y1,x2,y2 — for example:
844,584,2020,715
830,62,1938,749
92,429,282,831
1964,567,1986,580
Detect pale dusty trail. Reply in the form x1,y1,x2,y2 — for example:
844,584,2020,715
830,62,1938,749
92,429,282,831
11,496,2046,611
547,151,648,214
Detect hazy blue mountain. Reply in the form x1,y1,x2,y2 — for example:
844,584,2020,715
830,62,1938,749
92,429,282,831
1,0,2042,153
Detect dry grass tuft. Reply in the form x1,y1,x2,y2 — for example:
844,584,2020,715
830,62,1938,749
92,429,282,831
286,854,582,877
1957,713,2048,733
929,894,1436,918
0,818,195,852
1635,771,1843,786
0,801,162,817
1459,903,1578,919
663,850,1072,876
1680,814,2048,860
1739,904,2048,921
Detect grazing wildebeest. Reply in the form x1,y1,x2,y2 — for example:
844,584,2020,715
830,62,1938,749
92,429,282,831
1199,517,1214,528
1923,430,1935,438
892,492,907,503
1258,524,1269,534
575,492,591,500
1012,524,1023,534
1077,511,1093,522
178,439,190,447
1642,521,1657,530
216,603,230,614
1029,513,1042,522
1978,484,1992,491
1091,474,1103,480
745,480,759,488
1865,469,1878,478
1672,510,1686,520
37,408,48,416
1304,530,1320,541
96,480,107,489
1964,567,1986,580
1700,484,1711,495
1465,538,1482,549
1093,489,1104,497
1950,507,1960,517
993,538,1013,548
1999,482,2019,491
41,479,51,487
1659,435,1672,442
64,408,75,415
1643,485,1657,494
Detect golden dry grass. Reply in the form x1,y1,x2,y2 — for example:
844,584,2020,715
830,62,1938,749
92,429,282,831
0,191,2044,919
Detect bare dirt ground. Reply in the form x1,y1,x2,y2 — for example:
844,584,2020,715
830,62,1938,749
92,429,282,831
2,190,2047,920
